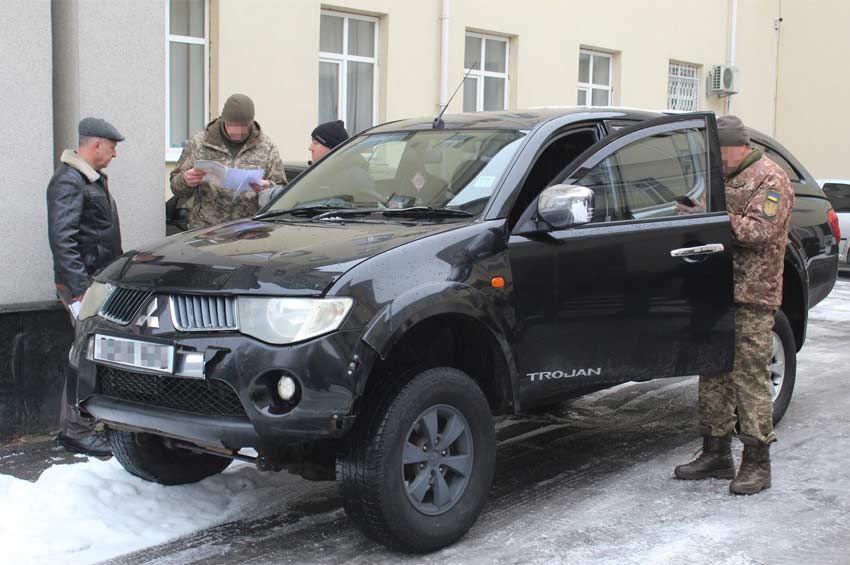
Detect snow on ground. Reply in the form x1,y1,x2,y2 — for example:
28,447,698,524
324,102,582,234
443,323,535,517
0,457,331,565
1,280,849,564
808,278,850,323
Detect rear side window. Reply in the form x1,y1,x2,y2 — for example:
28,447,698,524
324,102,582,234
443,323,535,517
574,127,709,221
823,183,850,212
751,142,801,183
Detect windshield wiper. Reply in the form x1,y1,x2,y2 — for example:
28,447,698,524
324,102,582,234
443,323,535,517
382,206,474,218
313,208,384,221
254,205,339,220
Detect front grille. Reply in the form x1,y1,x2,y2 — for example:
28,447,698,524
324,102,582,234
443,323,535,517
98,365,247,417
99,287,154,325
170,295,237,331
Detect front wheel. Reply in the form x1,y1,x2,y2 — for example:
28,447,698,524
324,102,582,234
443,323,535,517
770,309,797,424
106,428,232,485
337,367,495,553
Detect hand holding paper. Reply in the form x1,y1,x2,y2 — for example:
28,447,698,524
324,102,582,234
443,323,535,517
195,160,265,191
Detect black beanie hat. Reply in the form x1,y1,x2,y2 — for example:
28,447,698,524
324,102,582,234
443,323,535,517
311,120,349,150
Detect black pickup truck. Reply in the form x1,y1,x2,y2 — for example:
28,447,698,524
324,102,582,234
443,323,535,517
69,109,838,552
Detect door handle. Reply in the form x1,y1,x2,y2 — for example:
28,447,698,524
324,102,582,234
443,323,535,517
670,243,725,259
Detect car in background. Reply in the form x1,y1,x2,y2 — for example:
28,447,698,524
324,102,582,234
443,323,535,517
165,161,310,235
818,179,850,264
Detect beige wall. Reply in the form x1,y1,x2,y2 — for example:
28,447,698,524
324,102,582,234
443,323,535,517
776,0,850,179
729,0,781,135
195,0,846,186
209,0,743,164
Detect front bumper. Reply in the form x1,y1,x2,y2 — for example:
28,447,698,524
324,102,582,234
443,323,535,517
69,316,372,450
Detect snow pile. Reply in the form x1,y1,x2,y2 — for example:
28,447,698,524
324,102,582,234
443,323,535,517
0,457,324,564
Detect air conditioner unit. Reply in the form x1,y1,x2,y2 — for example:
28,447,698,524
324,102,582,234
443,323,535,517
708,65,738,95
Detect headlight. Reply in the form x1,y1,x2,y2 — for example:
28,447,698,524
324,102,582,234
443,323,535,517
78,281,114,320
237,297,353,344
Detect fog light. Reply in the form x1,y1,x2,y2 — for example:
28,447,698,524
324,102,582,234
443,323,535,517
277,376,297,401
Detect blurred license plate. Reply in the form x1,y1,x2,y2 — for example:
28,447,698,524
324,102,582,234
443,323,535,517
93,334,174,373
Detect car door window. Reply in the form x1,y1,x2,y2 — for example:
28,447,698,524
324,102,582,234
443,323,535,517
572,127,709,220
823,183,850,212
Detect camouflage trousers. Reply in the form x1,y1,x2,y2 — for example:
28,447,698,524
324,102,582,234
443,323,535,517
698,304,777,445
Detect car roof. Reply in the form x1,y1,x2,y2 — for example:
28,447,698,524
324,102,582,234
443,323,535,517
368,107,667,133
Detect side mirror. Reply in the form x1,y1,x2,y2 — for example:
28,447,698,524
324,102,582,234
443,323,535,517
537,184,594,230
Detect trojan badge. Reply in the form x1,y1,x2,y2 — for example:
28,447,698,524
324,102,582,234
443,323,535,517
526,368,602,382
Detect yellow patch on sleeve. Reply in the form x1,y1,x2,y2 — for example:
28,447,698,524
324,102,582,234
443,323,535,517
762,190,781,217
762,199,778,217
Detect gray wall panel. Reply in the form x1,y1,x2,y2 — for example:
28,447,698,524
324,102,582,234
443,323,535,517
0,0,55,305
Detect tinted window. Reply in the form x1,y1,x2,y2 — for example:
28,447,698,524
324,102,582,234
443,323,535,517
574,127,708,221
751,142,801,182
823,183,850,213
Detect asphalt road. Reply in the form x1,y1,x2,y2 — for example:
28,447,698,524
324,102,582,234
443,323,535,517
99,281,850,565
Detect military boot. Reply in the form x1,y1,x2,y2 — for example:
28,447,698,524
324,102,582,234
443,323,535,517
674,435,735,480
729,437,771,495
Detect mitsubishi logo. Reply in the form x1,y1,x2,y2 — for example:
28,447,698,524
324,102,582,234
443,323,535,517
135,297,159,329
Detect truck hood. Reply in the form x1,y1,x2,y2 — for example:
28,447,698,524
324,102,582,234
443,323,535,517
105,219,463,296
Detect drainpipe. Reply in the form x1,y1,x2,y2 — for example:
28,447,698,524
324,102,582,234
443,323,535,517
772,0,783,136
727,0,738,115
439,0,451,110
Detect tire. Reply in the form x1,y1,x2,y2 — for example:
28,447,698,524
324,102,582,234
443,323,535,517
770,309,797,424
337,367,496,553
106,428,231,485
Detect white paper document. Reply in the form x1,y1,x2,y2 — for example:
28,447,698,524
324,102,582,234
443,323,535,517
195,160,265,192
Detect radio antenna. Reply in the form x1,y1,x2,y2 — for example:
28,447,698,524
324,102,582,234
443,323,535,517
433,63,477,130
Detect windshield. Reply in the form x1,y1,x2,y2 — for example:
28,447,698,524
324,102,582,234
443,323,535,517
266,129,526,217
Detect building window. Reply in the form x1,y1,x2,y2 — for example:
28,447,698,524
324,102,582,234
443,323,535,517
463,32,509,112
577,49,612,106
319,11,379,135
668,61,700,111
166,0,209,162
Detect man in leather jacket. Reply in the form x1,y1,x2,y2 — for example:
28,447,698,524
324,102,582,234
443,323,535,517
46,117,124,457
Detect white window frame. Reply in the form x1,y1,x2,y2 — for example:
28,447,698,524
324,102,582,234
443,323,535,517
318,10,380,134
667,61,700,112
464,32,510,112
578,49,613,107
165,0,209,162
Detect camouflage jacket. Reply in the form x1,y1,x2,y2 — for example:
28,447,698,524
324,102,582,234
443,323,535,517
170,118,287,229
725,151,795,309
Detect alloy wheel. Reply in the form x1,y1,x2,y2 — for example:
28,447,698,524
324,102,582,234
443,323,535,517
402,404,474,516
768,331,786,402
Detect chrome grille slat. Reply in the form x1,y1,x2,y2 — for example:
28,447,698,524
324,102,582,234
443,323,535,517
176,295,188,328
215,297,226,325
225,298,234,326
98,287,154,325
186,296,197,328
169,295,238,332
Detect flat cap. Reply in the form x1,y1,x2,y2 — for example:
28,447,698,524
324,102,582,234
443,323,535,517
78,117,124,142
716,115,749,147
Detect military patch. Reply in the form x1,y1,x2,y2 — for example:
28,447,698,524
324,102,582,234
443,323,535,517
762,191,780,217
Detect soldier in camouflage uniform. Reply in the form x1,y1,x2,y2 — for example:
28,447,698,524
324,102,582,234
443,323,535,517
674,115,794,495
170,94,287,229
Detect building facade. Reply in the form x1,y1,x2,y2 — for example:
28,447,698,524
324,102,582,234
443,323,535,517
162,0,850,184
